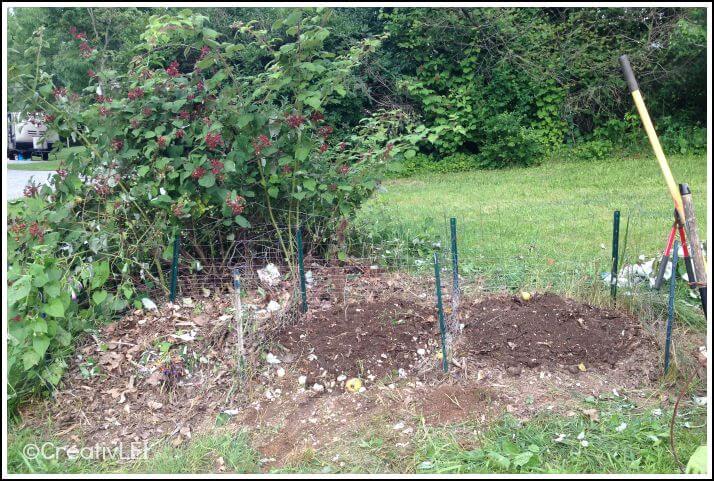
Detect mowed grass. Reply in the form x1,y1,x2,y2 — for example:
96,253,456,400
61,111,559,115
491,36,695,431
6,160,60,171
8,396,706,475
354,154,707,321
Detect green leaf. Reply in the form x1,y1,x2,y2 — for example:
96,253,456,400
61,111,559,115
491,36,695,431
92,290,108,305
33,334,51,357
295,140,311,161
8,276,32,306
44,298,65,318
284,10,302,27
487,451,510,470
236,114,253,128
199,173,216,188
234,215,251,228
23,351,42,370
91,260,110,289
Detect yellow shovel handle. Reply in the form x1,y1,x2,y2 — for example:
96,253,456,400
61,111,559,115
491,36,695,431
619,55,685,222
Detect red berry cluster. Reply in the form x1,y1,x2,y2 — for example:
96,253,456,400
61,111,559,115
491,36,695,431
252,135,271,155
44,114,55,123
99,106,111,117
282,165,293,174
178,110,191,120
9,220,27,241
142,107,153,117
192,166,207,180
286,113,306,129
187,92,196,101
319,143,329,153
127,87,144,100
199,45,211,59
338,142,347,151
205,132,224,150
53,87,67,100
165,60,181,77
79,41,94,58
210,159,224,174
23,182,39,198
28,222,44,241
196,80,204,92
225,193,246,215
56,169,68,179
87,69,97,78
172,202,185,217
175,129,185,139
111,138,124,151
157,136,167,149
339,165,350,174
96,95,112,103
310,111,324,123
317,125,334,139
130,119,140,129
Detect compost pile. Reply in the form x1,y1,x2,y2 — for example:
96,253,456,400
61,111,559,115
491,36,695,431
459,293,643,370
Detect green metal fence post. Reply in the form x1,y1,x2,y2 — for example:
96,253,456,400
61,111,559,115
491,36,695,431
433,252,449,372
450,217,460,301
610,210,620,301
664,240,679,375
296,227,308,313
169,229,181,303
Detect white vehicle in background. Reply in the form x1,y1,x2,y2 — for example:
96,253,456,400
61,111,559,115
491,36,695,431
7,112,61,160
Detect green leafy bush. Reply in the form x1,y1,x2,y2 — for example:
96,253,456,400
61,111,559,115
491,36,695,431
7,8,414,413
475,113,545,169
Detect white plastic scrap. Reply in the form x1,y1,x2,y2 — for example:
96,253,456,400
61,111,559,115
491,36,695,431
141,297,158,310
257,263,281,287
266,353,281,364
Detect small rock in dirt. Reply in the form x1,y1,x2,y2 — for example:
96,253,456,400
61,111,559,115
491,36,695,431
276,367,286,378
567,365,581,375
417,349,426,356
312,383,325,393
525,358,540,368
506,366,523,377
393,421,405,430
336,374,347,382
298,375,307,386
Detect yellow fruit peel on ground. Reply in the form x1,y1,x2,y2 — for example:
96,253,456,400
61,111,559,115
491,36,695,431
345,378,362,393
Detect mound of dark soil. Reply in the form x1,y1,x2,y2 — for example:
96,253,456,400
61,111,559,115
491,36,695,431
460,293,642,369
275,297,438,380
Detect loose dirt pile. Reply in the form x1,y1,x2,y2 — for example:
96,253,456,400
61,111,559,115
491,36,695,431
459,293,642,370
275,296,438,382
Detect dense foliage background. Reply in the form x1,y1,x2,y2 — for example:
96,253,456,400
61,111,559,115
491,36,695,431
9,6,707,168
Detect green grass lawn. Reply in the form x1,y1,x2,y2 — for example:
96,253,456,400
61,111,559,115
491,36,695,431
353,154,707,319
7,160,60,171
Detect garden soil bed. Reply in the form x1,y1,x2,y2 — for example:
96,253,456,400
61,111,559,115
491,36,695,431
458,292,643,371
19,269,659,469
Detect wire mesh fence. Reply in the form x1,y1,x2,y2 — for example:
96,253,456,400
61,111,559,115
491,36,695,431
140,198,704,379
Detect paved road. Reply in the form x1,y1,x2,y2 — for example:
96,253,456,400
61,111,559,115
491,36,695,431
5,163,54,200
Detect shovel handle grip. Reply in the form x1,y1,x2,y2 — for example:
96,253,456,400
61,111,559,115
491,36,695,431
619,55,639,93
